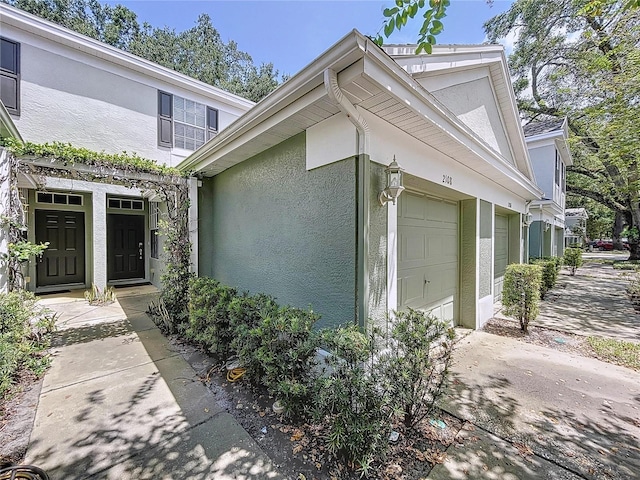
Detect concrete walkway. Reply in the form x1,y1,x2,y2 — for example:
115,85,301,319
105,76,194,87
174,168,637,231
26,287,282,479
430,257,640,479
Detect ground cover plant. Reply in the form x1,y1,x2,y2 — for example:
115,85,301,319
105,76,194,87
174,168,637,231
587,337,640,370
0,291,56,400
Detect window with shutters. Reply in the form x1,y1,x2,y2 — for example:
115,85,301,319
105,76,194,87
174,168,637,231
0,37,20,115
157,91,218,150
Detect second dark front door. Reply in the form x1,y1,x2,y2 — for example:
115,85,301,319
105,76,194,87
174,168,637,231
107,214,145,281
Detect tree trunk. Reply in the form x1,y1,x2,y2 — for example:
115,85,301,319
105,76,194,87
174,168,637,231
612,211,625,250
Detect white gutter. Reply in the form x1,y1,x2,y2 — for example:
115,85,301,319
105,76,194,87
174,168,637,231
323,67,370,327
323,68,369,154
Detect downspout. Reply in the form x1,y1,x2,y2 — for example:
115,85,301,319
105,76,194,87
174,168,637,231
324,68,371,328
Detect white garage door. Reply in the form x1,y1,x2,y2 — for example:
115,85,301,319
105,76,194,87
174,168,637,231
398,192,458,324
494,214,509,301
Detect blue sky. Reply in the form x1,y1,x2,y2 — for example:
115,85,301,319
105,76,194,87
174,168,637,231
106,0,514,75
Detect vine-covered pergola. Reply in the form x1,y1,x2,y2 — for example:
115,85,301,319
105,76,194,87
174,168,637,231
0,140,192,319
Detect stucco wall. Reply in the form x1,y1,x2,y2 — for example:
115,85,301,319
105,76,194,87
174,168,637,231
529,221,543,259
368,161,388,331
529,144,555,199
479,200,493,298
198,133,357,330
430,77,514,165
459,199,477,329
3,25,247,168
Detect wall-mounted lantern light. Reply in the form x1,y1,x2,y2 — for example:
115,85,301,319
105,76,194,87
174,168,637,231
379,156,405,206
544,220,551,232
523,213,533,227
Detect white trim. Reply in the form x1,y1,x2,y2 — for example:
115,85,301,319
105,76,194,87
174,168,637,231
387,199,398,315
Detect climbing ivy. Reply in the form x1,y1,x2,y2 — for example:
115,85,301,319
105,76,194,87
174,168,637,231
0,137,184,177
1,141,192,324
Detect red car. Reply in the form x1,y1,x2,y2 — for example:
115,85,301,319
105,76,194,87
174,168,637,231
593,239,630,251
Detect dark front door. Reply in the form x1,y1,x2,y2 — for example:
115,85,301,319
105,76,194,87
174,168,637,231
108,214,145,281
35,210,85,287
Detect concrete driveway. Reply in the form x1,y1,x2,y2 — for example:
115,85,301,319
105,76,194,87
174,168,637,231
430,255,640,479
432,332,640,480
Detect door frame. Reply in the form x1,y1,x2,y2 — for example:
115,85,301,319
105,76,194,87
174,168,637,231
28,189,92,292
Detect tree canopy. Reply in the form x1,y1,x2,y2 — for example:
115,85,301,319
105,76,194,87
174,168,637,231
485,0,640,257
4,0,282,102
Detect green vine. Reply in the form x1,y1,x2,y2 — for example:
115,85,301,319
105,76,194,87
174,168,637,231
0,137,185,177
2,142,192,322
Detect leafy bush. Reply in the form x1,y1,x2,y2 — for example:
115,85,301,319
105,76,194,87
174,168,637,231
186,277,237,358
379,309,455,428
313,325,392,475
0,291,56,398
563,247,583,276
502,264,542,333
532,259,558,298
230,293,279,384
248,306,321,417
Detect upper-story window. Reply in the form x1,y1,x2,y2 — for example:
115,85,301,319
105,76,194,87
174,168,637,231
157,91,218,151
555,151,561,186
0,36,20,115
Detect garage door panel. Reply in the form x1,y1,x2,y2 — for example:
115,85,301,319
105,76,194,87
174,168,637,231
399,271,426,307
398,192,458,324
402,193,427,221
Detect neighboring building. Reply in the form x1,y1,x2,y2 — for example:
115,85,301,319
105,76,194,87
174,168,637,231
179,32,543,331
523,118,572,260
0,4,253,293
565,208,588,247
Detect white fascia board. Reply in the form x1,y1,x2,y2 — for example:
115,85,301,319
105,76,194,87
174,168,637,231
493,49,536,180
0,3,254,111
360,50,543,199
179,30,368,174
0,101,23,142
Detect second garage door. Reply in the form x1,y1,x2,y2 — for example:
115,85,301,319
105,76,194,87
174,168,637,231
398,192,458,324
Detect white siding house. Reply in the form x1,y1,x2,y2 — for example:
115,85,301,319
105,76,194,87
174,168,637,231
523,118,572,259
0,3,253,293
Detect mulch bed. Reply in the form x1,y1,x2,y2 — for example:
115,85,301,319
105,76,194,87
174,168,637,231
483,317,596,357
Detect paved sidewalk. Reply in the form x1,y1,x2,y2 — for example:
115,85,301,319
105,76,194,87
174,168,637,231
430,257,640,479
26,287,282,480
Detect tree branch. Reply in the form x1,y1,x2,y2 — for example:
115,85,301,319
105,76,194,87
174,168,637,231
567,185,627,212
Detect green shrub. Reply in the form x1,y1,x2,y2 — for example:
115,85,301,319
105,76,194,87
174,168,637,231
230,293,279,384
532,259,558,298
313,325,392,475
186,277,237,359
379,309,455,428
249,306,321,417
502,264,542,333
0,291,56,398
563,247,583,276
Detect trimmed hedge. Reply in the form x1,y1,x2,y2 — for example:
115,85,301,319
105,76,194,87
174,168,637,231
502,264,542,333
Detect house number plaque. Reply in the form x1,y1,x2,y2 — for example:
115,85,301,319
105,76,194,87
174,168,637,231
442,174,453,186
